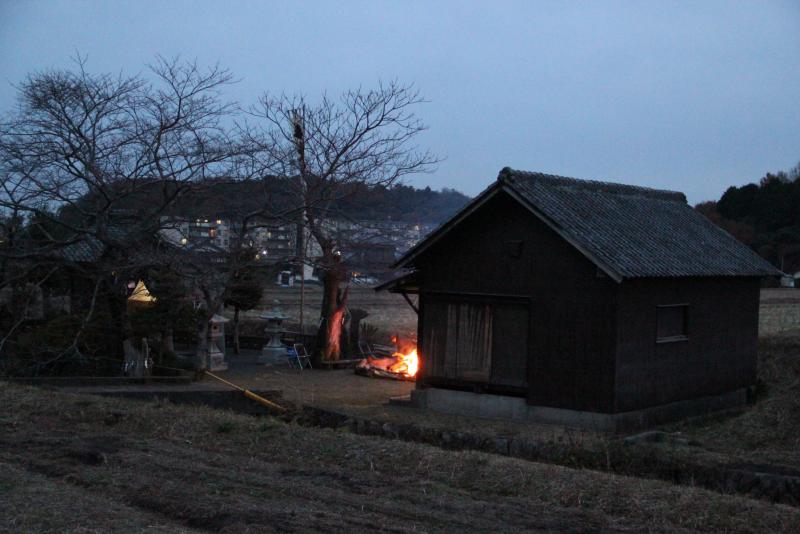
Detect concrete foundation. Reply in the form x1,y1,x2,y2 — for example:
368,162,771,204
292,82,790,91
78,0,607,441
410,387,748,433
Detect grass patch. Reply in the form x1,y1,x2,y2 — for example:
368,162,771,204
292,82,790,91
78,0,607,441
0,383,798,532
672,333,800,466
215,420,236,434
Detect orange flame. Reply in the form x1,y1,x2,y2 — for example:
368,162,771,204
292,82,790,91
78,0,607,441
388,348,419,378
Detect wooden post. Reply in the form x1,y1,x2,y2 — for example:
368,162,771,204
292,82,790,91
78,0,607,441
292,108,307,337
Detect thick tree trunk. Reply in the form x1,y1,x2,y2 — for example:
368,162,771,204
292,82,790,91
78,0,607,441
113,289,141,376
106,281,136,369
314,253,349,365
324,287,348,362
233,306,241,355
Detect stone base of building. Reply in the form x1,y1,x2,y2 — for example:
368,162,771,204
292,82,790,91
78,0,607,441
410,387,748,433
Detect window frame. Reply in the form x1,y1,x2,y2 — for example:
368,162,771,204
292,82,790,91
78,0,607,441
655,303,689,344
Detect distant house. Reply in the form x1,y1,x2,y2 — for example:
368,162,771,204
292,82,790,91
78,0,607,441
379,168,781,431
160,217,233,250
345,241,396,271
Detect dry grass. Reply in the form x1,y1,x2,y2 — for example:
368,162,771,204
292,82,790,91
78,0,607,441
1,383,798,532
671,332,800,467
0,463,196,533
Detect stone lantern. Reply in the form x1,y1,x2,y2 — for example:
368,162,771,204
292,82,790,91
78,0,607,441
207,314,229,371
259,300,288,364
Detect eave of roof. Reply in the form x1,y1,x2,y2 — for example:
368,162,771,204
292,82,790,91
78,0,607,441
373,270,419,293
392,180,503,270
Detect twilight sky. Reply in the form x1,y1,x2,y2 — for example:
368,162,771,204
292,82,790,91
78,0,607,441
2,0,799,203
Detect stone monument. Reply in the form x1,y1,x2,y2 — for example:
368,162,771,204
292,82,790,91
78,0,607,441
260,300,288,364
207,314,229,371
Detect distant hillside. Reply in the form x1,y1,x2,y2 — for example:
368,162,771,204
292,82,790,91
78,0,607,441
336,183,471,223
171,179,472,224
696,162,800,274
73,177,472,225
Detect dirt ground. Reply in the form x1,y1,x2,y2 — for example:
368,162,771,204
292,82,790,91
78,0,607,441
2,384,799,533
214,366,598,445
222,366,415,408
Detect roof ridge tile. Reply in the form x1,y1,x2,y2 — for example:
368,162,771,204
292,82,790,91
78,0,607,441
499,167,686,202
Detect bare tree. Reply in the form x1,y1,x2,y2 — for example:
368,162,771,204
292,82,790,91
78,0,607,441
164,178,298,370
246,82,437,363
0,56,245,371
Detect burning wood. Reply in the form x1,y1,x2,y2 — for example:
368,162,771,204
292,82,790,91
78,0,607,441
356,347,418,381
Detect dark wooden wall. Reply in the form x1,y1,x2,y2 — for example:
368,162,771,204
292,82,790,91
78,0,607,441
415,190,618,411
614,277,760,412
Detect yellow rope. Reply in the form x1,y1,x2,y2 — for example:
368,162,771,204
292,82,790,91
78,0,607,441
204,371,287,413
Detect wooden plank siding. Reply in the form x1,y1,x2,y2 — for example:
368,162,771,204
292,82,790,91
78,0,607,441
614,277,760,412
415,191,618,409
420,294,530,392
404,172,767,417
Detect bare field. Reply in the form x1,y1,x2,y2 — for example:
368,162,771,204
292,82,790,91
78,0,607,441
233,286,800,341
2,384,799,533
234,284,418,340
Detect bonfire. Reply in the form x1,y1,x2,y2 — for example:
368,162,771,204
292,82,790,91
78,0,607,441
356,345,419,381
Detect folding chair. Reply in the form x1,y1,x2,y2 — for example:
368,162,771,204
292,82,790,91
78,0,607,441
358,340,375,359
291,343,313,370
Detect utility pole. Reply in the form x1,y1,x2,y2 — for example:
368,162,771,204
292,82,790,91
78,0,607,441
291,108,307,337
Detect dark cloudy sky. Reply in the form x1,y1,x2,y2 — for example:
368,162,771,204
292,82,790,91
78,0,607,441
2,1,799,203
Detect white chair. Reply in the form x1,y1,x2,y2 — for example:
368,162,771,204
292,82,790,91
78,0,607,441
291,343,313,370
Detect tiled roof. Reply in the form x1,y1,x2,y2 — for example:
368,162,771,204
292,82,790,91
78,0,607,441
54,227,169,265
396,168,782,280
58,236,105,263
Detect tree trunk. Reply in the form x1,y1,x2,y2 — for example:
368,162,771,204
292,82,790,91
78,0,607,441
196,318,209,372
324,286,348,362
116,291,140,376
233,306,241,355
162,328,175,354
348,308,369,356
105,280,136,366
160,328,174,365
314,254,349,365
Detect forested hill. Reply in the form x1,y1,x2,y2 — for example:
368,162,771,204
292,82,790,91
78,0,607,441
695,163,800,273
160,179,472,225
336,183,471,223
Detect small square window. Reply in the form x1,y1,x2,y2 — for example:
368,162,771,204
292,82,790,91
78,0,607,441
656,304,688,343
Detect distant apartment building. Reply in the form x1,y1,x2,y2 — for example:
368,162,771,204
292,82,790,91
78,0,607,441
160,215,436,274
251,224,296,261
160,217,230,248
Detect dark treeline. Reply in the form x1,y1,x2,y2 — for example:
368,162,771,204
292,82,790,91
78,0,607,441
335,183,471,223
163,179,471,224
696,163,800,273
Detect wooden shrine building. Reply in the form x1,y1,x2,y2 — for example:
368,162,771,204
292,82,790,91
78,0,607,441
378,168,781,431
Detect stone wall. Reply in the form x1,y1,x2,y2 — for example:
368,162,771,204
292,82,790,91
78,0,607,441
759,289,800,336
